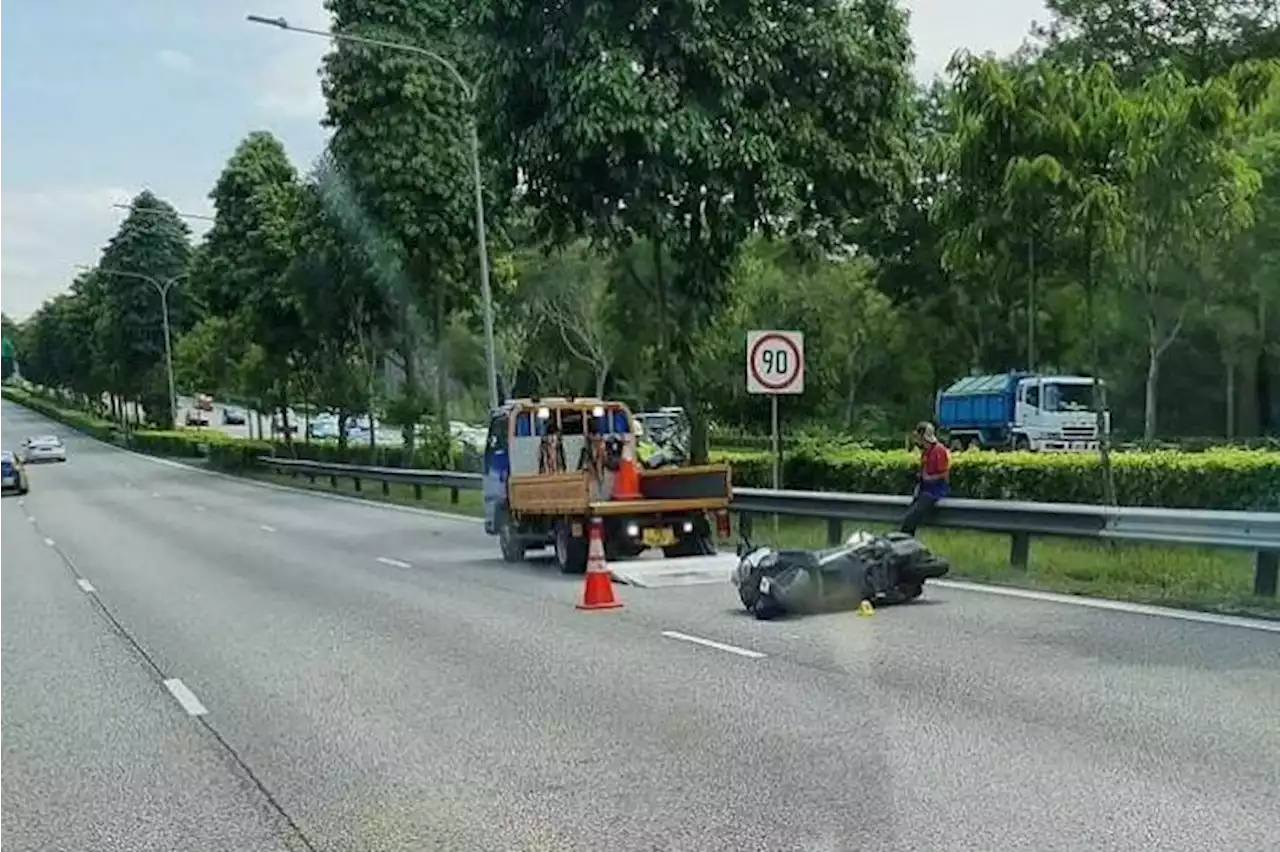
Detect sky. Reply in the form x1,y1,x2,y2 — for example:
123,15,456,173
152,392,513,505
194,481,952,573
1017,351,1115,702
0,0,1050,321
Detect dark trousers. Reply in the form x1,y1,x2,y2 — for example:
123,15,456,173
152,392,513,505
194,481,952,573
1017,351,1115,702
900,491,940,536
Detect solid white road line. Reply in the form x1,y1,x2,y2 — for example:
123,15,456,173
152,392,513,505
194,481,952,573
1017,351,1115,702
162,678,209,717
43,537,55,547
259,524,276,533
661,630,766,659
76,578,96,593
377,556,412,569
931,579,1280,634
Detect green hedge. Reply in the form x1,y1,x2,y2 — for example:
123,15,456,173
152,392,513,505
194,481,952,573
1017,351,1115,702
717,445,1280,511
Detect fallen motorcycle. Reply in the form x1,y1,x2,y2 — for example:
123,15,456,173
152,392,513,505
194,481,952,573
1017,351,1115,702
732,531,951,620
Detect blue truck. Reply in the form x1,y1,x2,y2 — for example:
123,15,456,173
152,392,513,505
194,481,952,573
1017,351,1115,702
935,372,1111,452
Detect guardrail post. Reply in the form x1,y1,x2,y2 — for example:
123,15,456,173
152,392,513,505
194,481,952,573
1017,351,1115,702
381,480,390,496
738,511,754,542
826,518,843,546
1255,550,1278,598
329,475,337,488
307,472,316,484
414,483,423,500
451,487,459,505
1009,532,1030,570
353,476,361,492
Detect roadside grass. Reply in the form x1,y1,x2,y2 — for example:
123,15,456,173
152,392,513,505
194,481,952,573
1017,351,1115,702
248,468,1276,618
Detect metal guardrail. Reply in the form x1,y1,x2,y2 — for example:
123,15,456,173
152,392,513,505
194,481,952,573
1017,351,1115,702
257,456,1280,597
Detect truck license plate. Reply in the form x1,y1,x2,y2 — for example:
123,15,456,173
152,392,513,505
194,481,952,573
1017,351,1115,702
642,527,677,548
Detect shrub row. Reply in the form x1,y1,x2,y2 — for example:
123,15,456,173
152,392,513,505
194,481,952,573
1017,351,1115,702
717,445,1280,511
711,430,1280,455
7,386,1275,510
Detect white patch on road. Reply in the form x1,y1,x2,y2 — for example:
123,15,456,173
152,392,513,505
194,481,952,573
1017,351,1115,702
162,678,209,716
77,578,96,593
27,516,36,523
259,524,276,533
661,630,766,659
612,554,740,589
43,537,55,547
151,492,161,498
931,579,1280,634
377,556,412,569
193,505,206,512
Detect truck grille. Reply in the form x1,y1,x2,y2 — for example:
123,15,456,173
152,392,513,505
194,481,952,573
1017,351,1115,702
1062,426,1097,440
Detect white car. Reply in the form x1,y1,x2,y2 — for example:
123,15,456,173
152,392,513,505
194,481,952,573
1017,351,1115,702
22,435,67,463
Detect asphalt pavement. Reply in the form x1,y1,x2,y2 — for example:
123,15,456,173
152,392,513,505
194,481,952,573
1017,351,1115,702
3,401,1279,851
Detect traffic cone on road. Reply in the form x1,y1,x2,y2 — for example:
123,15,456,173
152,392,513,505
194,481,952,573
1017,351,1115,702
612,435,643,500
577,517,623,611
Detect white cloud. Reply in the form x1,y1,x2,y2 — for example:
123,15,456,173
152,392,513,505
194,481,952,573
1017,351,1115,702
0,186,212,320
250,0,331,120
157,48,195,73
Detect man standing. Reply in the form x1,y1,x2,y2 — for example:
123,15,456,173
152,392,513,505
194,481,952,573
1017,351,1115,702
901,421,950,536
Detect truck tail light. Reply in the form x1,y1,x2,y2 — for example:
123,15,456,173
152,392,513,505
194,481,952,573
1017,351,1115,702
715,510,731,539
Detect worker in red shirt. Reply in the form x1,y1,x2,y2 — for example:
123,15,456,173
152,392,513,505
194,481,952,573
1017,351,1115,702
901,421,950,536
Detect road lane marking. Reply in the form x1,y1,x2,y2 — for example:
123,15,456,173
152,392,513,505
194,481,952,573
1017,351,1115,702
77,578,96,593
163,678,209,716
43,537,55,547
931,580,1280,634
259,524,276,533
151,492,161,498
27,516,36,523
661,630,766,659
377,556,412,569
194,505,206,512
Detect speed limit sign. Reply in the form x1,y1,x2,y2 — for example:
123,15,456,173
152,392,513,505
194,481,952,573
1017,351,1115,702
747,330,804,395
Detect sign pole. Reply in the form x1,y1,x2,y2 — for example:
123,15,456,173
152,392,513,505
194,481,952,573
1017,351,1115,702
770,395,780,491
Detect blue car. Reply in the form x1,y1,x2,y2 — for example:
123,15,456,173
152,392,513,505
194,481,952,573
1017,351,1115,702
2,450,29,495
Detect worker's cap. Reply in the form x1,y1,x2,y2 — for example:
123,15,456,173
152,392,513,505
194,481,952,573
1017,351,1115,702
914,421,936,440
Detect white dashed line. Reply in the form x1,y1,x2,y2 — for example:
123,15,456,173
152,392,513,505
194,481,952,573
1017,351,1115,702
193,505,206,512
27,516,36,523
43,537,55,547
151,492,161,498
77,578,96,593
259,524,276,533
661,630,766,659
377,556,412,569
162,678,209,716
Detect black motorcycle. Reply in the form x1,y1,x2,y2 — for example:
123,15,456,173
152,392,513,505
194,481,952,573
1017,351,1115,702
733,531,951,620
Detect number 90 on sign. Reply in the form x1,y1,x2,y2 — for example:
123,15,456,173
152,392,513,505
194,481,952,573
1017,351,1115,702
746,330,804,395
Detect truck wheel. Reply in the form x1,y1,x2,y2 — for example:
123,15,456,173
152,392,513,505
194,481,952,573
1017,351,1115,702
663,534,715,559
554,521,587,575
497,508,525,563
1013,434,1031,451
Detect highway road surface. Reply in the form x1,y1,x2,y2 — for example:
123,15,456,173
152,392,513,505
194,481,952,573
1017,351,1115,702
3,400,1278,852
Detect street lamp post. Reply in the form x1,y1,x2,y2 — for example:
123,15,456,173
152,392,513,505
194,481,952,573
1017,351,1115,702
78,265,185,430
247,14,501,411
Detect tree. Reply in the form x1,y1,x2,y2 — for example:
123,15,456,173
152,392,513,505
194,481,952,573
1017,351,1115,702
1117,64,1266,439
1034,0,1280,84
479,0,916,459
524,243,618,398
191,131,306,432
321,0,479,425
93,191,192,427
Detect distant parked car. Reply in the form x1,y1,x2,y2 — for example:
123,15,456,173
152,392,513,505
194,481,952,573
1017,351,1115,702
185,410,209,427
222,407,246,426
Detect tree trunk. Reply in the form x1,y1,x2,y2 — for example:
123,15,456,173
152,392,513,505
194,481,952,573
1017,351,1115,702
594,365,609,399
1225,360,1236,439
1143,342,1160,441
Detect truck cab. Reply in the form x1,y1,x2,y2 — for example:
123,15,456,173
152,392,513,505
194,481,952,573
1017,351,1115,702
937,372,1111,452
482,397,732,573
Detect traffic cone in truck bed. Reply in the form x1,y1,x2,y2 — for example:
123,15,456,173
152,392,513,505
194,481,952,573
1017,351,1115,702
612,435,643,500
577,517,623,611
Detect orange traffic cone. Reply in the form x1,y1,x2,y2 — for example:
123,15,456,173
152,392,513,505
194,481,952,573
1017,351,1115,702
577,517,623,611
612,434,643,500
